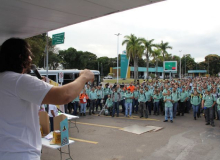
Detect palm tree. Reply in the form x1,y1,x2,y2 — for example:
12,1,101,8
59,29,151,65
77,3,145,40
157,41,172,79
122,34,144,82
151,48,161,79
139,38,156,81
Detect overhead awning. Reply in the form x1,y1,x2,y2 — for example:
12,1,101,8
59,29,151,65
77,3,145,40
0,0,164,44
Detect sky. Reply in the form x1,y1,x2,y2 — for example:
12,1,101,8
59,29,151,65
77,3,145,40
48,0,220,63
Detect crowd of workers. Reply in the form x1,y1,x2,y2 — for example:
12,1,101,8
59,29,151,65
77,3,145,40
67,77,220,127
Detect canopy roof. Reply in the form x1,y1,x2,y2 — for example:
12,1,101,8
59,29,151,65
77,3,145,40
0,0,164,44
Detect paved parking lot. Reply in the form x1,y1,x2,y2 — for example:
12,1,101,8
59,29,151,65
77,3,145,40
41,112,220,160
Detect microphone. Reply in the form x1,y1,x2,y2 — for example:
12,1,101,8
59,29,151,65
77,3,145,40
31,64,42,79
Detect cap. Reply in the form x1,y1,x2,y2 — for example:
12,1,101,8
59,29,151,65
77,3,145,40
207,88,211,92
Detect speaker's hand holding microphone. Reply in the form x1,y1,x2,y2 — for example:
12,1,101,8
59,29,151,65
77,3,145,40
80,69,94,83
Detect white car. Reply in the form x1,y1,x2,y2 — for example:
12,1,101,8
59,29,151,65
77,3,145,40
103,76,113,79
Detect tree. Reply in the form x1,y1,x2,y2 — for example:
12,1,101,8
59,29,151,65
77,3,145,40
157,41,172,79
204,54,220,75
122,34,144,81
181,54,196,76
151,48,161,78
140,38,156,80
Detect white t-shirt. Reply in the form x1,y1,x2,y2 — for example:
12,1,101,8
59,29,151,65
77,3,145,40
48,104,58,117
0,71,53,160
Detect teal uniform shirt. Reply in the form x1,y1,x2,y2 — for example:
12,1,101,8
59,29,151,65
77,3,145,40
180,91,188,102
89,91,97,100
164,95,173,108
104,87,111,96
120,90,125,100
162,89,168,96
203,94,216,108
159,91,163,100
133,90,139,99
190,95,201,106
125,92,133,103
171,92,179,103
216,98,220,111
186,90,191,101
112,92,121,102
72,96,79,103
96,89,104,99
153,94,161,103
145,91,152,101
105,98,113,108
86,88,90,96
138,93,146,102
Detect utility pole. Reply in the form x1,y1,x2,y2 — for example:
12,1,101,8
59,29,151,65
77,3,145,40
185,54,186,76
46,32,48,79
179,50,182,79
115,33,121,84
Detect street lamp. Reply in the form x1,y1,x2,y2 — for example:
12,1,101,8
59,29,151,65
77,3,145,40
115,33,121,84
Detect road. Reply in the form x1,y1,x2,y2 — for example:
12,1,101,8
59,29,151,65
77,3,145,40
41,112,220,160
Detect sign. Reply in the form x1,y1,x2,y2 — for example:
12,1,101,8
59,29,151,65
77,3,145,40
60,118,69,146
163,61,177,71
59,72,64,83
120,54,130,79
52,32,65,45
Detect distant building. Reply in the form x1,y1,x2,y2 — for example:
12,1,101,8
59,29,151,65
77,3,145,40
110,67,177,79
188,70,207,77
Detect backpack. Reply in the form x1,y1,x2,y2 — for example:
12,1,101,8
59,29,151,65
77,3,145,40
191,95,200,103
204,94,214,102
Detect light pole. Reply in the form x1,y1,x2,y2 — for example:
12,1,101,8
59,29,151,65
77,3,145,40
185,54,186,77
179,50,182,79
115,33,121,84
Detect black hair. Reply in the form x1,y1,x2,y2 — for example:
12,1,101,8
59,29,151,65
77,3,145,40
0,38,33,73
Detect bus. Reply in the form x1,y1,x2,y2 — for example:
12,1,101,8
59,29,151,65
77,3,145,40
30,69,100,86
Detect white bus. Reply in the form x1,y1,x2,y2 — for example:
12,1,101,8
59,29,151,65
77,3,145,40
30,69,100,86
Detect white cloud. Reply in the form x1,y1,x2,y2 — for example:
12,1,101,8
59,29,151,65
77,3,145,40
49,0,220,62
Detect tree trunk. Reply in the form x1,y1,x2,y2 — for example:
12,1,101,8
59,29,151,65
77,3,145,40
146,53,149,81
134,57,138,82
156,58,158,79
163,52,165,80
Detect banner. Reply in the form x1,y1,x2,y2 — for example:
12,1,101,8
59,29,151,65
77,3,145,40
120,54,129,79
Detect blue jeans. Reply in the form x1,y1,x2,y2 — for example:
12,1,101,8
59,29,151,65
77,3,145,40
192,105,199,118
72,102,79,115
165,107,173,120
112,101,119,116
173,102,178,118
81,103,87,113
132,99,139,112
125,102,132,116
154,102,160,115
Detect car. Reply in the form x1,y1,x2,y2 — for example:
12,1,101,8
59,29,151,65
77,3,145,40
103,76,113,79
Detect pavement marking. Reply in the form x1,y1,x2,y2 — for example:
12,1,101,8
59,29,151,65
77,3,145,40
94,115,160,121
69,137,98,144
75,122,123,129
